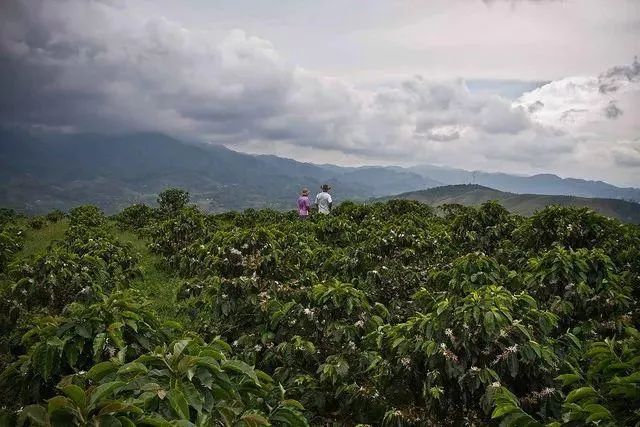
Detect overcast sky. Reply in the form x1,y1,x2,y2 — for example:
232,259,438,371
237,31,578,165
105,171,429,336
1,0,639,186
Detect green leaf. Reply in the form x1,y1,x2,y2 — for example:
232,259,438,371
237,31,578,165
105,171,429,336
32,343,58,381
173,339,191,359
483,311,495,334
93,333,107,361
87,361,118,381
76,324,92,339
96,414,122,427
221,360,259,384
491,404,519,419
17,405,49,426
116,362,148,377
89,381,126,409
240,412,270,426
270,407,308,426
555,373,581,387
61,384,86,409
98,402,143,416
107,322,125,349
137,416,172,427
116,417,136,427
565,386,596,403
564,333,582,350
47,396,74,416
585,411,612,423
179,381,203,414
166,389,190,420
583,404,611,416
280,399,304,410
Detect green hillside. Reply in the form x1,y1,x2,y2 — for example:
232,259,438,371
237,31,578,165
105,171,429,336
382,184,640,223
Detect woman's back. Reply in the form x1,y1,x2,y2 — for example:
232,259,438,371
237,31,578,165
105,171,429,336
297,195,310,217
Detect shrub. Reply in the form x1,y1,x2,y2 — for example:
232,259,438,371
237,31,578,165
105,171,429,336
113,203,154,232
45,209,66,223
29,216,48,230
157,188,190,217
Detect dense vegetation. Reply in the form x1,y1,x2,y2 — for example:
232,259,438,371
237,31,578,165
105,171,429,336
0,189,639,426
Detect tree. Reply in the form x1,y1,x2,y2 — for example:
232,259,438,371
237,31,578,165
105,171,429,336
157,188,190,217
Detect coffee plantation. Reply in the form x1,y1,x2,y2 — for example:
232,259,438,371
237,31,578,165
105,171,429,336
0,189,638,426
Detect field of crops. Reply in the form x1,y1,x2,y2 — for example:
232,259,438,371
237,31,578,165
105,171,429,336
1,189,639,426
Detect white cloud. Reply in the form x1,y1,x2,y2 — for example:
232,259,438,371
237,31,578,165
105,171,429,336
517,59,640,183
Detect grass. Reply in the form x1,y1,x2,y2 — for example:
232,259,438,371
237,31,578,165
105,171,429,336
17,219,69,259
10,219,184,321
110,227,184,320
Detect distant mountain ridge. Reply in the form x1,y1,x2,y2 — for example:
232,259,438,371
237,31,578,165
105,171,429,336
0,129,638,214
0,130,439,213
381,184,640,223
407,165,640,203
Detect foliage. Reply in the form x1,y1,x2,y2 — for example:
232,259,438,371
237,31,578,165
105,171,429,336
4,337,307,426
492,327,640,426
113,204,155,233
0,208,20,226
0,290,176,406
45,210,66,223
157,188,190,218
0,223,23,274
1,193,639,426
29,216,48,230
9,210,141,313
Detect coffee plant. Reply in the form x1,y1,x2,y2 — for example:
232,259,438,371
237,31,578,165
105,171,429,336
1,193,639,426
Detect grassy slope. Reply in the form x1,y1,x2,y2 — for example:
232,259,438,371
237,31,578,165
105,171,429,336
13,220,183,320
382,184,640,223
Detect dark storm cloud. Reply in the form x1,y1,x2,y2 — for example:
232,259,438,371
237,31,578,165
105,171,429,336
0,0,539,160
604,101,623,119
2,0,638,187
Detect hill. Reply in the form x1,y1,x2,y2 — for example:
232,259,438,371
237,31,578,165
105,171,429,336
408,165,640,203
382,184,640,223
0,129,440,213
2,128,638,214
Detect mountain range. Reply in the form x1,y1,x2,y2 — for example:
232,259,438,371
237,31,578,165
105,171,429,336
1,129,639,216
380,184,640,224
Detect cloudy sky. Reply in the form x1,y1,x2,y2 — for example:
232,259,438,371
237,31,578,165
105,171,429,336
1,0,639,186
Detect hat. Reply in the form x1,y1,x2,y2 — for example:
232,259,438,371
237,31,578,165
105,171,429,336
321,184,331,191
301,188,309,196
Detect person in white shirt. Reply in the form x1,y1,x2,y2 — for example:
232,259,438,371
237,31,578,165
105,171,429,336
315,184,333,214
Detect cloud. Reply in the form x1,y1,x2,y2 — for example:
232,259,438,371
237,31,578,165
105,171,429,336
527,100,544,113
0,1,533,150
516,58,640,184
612,140,640,168
604,101,623,119
0,0,638,186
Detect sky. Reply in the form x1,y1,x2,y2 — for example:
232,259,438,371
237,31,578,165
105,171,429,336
1,0,639,186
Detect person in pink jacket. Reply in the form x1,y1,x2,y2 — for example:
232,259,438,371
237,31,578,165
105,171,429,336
297,188,311,219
